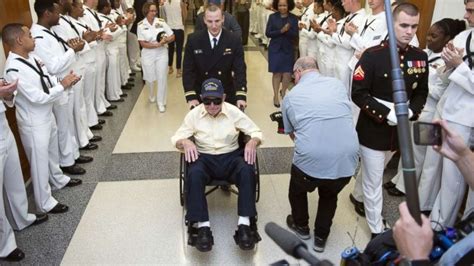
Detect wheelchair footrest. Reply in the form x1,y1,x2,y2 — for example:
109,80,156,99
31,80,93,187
232,225,262,248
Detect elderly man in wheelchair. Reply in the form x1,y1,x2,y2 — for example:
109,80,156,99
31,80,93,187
171,78,263,252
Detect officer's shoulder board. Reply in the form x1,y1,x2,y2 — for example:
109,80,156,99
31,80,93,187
34,36,43,39
157,18,165,22
138,20,144,26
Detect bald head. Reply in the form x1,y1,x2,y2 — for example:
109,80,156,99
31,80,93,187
294,56,318,72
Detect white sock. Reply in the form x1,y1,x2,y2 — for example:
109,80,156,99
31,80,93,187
238,216,250,226
198,221,210,228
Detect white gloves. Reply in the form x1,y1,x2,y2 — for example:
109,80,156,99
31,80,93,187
374,97,413,126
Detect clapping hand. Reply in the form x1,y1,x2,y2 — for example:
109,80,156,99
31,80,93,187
344,22,358,36
0,79,18,98
442,41,464,69
60,71,81,89
281,22,291,33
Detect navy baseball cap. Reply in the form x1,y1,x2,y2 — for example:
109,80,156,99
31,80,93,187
201,78,224,98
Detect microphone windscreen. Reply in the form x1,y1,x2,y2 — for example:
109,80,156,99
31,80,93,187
265,222,306,258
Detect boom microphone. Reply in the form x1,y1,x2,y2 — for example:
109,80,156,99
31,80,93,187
265,222,333,266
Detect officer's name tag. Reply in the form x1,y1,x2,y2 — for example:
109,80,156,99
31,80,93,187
373,35,381,41
223,48,232,55
194,49,203,54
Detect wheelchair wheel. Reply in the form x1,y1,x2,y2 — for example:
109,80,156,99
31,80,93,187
255,156,260,203
179,153,186,207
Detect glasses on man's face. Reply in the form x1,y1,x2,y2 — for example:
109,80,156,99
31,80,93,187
202,98,223,105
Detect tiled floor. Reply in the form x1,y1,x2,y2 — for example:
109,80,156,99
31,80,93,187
61,176,370,265
2,33,405,265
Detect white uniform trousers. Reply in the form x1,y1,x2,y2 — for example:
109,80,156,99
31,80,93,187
105,46,123,101
72,67,94,148
360,145,395,233
18,116,70,213
425,121,472,227
0,115,36,257
94,43,111,114
119,43,131,86
334,49,352,95
418,110,447,211
298,37,308,57
142,49,168,106
53,94,78,167
391,110,435,193
82,60,99,127
127,31,141,69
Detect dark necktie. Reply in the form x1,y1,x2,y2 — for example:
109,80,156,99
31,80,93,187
212,38,218,49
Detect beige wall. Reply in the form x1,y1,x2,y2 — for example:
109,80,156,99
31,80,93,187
432,0,465,25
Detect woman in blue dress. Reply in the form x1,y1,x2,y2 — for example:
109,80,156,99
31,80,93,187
265,0,298,107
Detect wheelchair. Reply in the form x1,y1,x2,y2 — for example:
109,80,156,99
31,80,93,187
178,133,262,248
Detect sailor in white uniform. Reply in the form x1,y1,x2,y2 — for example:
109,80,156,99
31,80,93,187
0,78,46,262
31,0,86,175
98,1,126,102
53,3,98,151
137,2,175,112
3,23,82,214
82,0,113,115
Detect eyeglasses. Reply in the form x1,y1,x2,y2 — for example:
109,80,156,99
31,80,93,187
202,98,223,105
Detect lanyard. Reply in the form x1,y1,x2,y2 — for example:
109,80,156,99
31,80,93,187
42,29,69,52
360,18,376,37
340,13,358,36
100,14,114,23
86,8,102,28
60,16,80,37
466,32,473,69
15,58,52,94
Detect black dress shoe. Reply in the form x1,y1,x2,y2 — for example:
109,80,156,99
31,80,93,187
383,181,396,189
349,194,365,217
234,225,256,250
106,105,117,110
79,143,98,150
120,93,128,97
49,203,69,213
75,155,93,164
61,164,86,175
4,248,25,261
90,124,103,130
122,85,132,90
109,98,124,102
387,186,405,197
128,78,135,82
90,135,102,142
99,110,114,116
66,178,83,187
130,72,136,76
195,227,214,252
32,213,49,226
98,119,106,124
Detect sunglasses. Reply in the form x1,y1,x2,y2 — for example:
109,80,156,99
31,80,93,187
202,98,223,105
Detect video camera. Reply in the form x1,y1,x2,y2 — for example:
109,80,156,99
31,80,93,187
269,111,285,134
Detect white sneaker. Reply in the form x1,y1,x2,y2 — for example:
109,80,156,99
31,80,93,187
149,96,155,103
158,104,166,113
